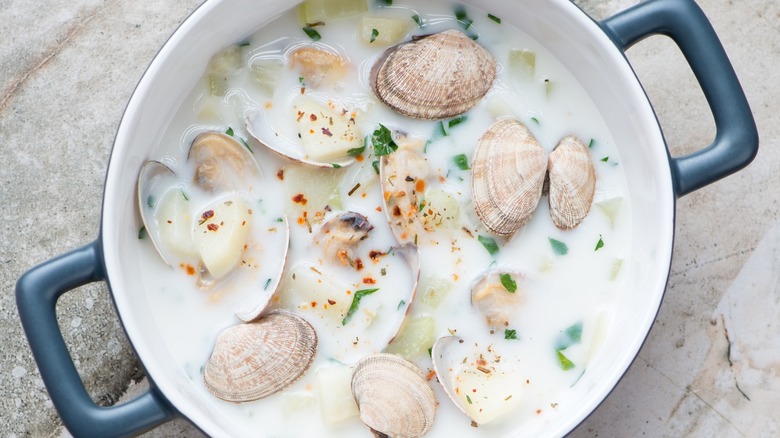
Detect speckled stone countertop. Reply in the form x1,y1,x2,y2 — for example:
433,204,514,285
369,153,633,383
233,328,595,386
2,0,777,436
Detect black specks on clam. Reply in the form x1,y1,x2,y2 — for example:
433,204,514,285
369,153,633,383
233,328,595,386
547,136,596,230
203,310,317,403
370,29,496,120
471,119,547,236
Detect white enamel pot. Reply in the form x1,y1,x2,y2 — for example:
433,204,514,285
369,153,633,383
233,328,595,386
17,0,758,436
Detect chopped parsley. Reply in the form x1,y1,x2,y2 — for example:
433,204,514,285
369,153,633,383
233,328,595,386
331,163,342,168
548,237,568,255
531,116,540,125
487,13,501,24
302,27,321,41
418,196,426,212
588,138,596,148
240,137,253,153
276,217,284,222
263,278,272,290
555,322,583,350
372,160,380,174
397,299,406,310
180,189,190,201
454,5,473,29
146,195,155,208
377,0,392,5
448,115,467,129
595,235,605,251
477,235,499,255
138,226,146,240
453,154,470,170
371,124,398,156
601,156,609,162
466,394,473,404
412,14,423,27
347,138,367,157
556,350,575,371
225,126,234,136
499,273,517,292
370,28,379,43
342,288,380,325
504,329,518,340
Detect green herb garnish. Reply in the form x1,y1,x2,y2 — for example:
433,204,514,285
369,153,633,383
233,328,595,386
448,115,467,129
588,138,596,148
466,394,473,404
225,127,234,136
478,235,499,255
377,0,392,5
370,28,379,43
347,138,366,157
487,13,501,24
240,137,253,153
504,329,518,340
412,14,423,27
146,195,155,208
549,237,568,255
276,217,284,222
263,278,272,290
138,226,147,240
455,5,473,29
531,117,540,125
601,156,609,162
371,124,398,156
595,235,604,251
372,160,380,174
302,27,321,41
397,299,406,310
418,196,426,212
331,163,342,168
499,273,517,292
180,190,190,201
342,288,380,325
555,322,583,350
453,154,470,170
556,350,575,370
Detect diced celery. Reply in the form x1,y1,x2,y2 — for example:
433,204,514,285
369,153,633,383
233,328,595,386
206,45,244,96
485,96,514,119
418,273,453,309
609,258,623,281
249,59,283,96
595,196,623,227
298,0,368,24
359,16,411,45
508,49,535,81
315,366,360,424
383,316,436,360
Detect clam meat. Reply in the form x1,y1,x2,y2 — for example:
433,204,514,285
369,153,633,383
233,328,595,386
547,136,596,230
312,211,374,268
380,147,430,245
351,353,436,437
370,29,496,120
470,269,525,329
471,119,547,236
203,310,317,403
189,131,262,192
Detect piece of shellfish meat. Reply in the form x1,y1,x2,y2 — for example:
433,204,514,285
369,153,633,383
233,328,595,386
351,353,436,437
470,269,525,329
188,131,263,192
203,310,317,403
290,46,348,89
245,106,356,169
379,148,430,245
471,119,547,236
235,216,291,322
547,135,596,230
431,336,524,425
192,195,253,280
370,29,497,120
137,160,188,267
312,211,374,267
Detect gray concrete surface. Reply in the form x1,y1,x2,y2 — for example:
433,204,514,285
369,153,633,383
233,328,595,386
1,0,777,436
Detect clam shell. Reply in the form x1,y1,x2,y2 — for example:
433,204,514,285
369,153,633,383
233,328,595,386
137,160,179,267
547,136,596,229
371,29,496,120
379,147,430,245
203,310,317,402
471,119,547,235
189,131,262,192
351,353,436,437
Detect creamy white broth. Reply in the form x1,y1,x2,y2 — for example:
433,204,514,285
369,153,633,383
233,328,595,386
138,0,632,436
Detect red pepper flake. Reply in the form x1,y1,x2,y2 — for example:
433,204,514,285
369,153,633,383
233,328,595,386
311,301,318,308
180,263,196,276
426,370,436,381
202,210,214,220
292,194,308,205
310,113,318,121
355,258,364,270
362,277,376,284
296,111,305,122
327,299,336,305
276,169,284,180
167,220,172,224
369,250,386,261
536,409,542,415
415,179,426,192
393,205,402,217
321,127,333,137
375,206,382,212
207,223,219,231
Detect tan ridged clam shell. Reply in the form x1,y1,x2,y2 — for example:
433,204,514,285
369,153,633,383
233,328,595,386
351,353,436,437
203,310,317,402
188,131,262,192
370,29,496,120
471,119,547,235
548,136,596,229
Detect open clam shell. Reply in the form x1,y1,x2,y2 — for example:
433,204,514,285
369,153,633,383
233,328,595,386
137,160,189,267
312,211,374,267
189,131,263,192
234,216,291,322
370,29,496,120
547,136,596,230
351,353,436,437
203,310,317,403
471,119,547,236
379,147,430,245
386,243,421,345
470,268,525,329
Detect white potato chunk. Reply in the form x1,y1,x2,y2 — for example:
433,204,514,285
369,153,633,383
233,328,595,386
294,99,362,163
360,16,412,45
298,0,367,24
418,273,453,309
455,366,524,424
192,196,253,279
595,196,624,228
206,45,244,96
383,316,435,360
315,366,359,424
155,189,198,258
279,263,351,322
249,59,283,96
509,49,535,81
420,188,460,230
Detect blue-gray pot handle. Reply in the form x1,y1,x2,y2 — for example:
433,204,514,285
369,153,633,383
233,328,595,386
16,241,174,437
601,0,758,197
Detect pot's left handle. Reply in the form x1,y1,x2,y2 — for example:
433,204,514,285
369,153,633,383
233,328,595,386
16,241,174,437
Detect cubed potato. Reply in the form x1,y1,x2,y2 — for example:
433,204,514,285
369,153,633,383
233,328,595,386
315,366,359,424
206,45,244,96
359,16,412,45
455,366,524,424
420,188,460,230
280,264,351,322
249,59,283,96
284,165,344,217
156,188,198,258
418,273,453,309
383,316,435,360
298,0,367,24
508,49,535,81
192,196,253,279
295,99,363,163
595,196,623,228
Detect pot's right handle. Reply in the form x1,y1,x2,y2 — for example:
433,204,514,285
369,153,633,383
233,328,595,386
16,241,174,437
601,0,758,197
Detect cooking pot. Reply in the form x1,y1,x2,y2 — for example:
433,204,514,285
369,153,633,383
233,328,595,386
16,0,758,436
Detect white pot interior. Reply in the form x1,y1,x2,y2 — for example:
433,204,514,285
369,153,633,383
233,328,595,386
102,0,674,436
